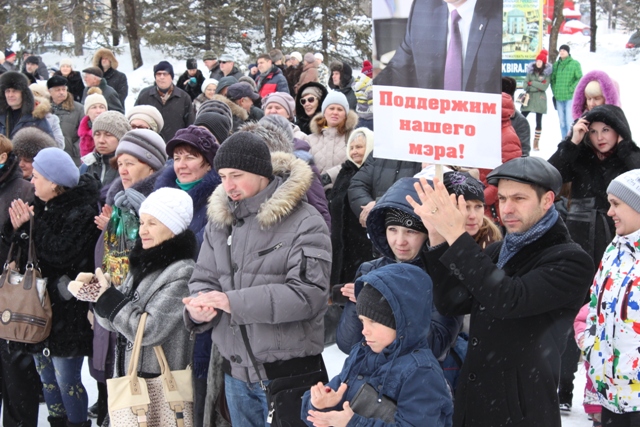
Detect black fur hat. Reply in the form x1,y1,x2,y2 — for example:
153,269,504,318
0,71,35,114
11,127,57,161
329,61,353,88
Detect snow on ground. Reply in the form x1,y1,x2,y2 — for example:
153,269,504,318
20,21,639,427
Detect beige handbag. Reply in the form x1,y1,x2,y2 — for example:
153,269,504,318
107,313,193,427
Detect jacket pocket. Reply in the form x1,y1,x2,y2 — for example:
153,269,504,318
300,248,331,286
502,368,525,423
258,242,283,257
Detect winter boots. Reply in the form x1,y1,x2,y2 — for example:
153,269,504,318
533,130,541,151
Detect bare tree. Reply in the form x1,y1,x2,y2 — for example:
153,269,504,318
111,0,120,46
263,0,273,51
590,0,597,52
71,0,86,56
548,0,565,63
123,0,142,68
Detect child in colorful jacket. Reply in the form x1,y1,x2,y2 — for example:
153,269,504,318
584,169,640,425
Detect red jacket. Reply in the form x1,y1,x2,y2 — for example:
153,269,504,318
78,115,95,157
479,93,522,223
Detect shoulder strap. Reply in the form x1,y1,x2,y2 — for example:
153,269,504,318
226,226,266,390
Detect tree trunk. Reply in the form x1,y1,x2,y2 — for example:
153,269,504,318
275,3,285,49
72,0,86,56
263,0,273,51
123,0,142,69
111,0,120,46
321,0,328,54
548,0,565,63
590,0,597,52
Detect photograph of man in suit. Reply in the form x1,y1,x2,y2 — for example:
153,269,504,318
375,0,502,94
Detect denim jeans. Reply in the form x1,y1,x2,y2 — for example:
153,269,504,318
556,99,574,138
33,354,88,424
225,374,271,426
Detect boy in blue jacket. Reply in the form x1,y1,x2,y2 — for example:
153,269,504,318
301,263,453,426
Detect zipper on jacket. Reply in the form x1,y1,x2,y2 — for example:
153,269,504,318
258,242,283,256
620,276,640,321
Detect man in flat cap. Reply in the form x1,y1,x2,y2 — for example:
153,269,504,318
81,66,124,113
408,156,594,427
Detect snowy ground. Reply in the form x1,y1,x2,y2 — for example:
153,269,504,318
20,19,639,427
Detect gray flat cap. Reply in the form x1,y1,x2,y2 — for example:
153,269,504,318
487,157,562,195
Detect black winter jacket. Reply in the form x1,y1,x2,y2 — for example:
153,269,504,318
135,85,195,142
103,68,129,104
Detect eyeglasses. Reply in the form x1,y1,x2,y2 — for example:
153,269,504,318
155,71,171,77
300,96,316,105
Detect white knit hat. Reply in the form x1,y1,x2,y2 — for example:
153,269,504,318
608,170,640,213
139,188,194,235
322,90,349,114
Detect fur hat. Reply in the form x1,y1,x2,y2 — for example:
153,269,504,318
116,129,168,171
153,61,174,79
572,70,621,120
0,71,35,114
214,131,273,178
126,105,165,133
258,115,294,144
47,75,68,89
92,111,131,141
83,90,108,115
322,90,349,114
193,112,232,144
356,284,396,330
93,48,119,70
584,104,632,143
29,83,50,99
33,147,79,188
329,61,353,88
262,92,295,119
203,51,217,61
608,169,640,214
242,120,293,153
186,58,197,70
11,127,56,161
201,78,218,94
166,125,220,166
140,188,194,235
82,66,103,78
304,52,316,64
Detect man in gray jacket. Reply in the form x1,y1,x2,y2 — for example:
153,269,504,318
184,132,331,427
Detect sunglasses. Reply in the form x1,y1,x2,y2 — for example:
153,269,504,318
220,61,229,64
300,96,316,105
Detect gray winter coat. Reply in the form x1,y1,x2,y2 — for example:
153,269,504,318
185,152,331,383
81,78,124,114
51,93,83,165
95,232,197,376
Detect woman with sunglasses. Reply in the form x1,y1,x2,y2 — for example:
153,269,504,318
295,81,327,135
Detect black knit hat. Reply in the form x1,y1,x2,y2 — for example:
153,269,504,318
194,112,232,144
214,132,273,178
356,284,396,330
186,58,197,70
153,61,174,79
384,208,427,234
25,56,39,65
443,171,485,203
559,44,570,55
47,75,68,89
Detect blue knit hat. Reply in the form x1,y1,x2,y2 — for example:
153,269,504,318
33,148,79,188
321,90,349,114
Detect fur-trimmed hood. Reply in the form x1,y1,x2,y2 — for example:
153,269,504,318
525,62,552,76
93,48,120,70
239,121,293,153
32,96,51,119
295,81,328,120
0,71,35,114
207,151,313,229
309,110,359,136
572,70,621,120
211,94,248,121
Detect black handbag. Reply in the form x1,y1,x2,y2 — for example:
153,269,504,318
350,383,397,423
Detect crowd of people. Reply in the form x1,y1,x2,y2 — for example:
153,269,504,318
0,42,637,427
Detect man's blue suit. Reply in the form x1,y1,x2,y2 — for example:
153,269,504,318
375,0,502,94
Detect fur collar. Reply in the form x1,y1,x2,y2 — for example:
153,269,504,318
35,174,100,215
32,96,51,120
127,230,197,280
212,94,248,121
525,62,553,76
93,48,119,70
106,169,163,205
309,110,359,135
572,70,622,120
207,152,313,229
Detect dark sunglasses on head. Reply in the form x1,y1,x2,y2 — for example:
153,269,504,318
300,96,316,105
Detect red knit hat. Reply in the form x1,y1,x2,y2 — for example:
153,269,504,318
535,49,548,64
362,60,373,78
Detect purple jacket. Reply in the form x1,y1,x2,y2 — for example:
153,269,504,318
293,137,331,229
572,70,621,120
